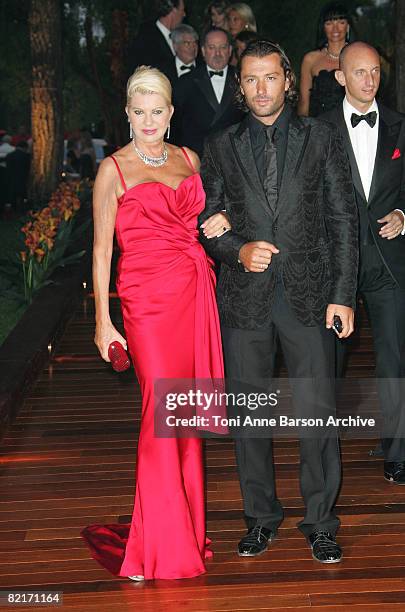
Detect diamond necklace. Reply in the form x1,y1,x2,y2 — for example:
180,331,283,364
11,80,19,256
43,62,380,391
325,43,346,61
132,138,168,167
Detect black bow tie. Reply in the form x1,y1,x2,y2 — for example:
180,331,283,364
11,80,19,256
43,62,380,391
350,111,377,128
180,64,194,71
209,70,224,78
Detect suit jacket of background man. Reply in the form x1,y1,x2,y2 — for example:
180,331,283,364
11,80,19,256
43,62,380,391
171,64,245,157
199,112,359,330
322,104,405,290
129,21,174,73
161,55,202,87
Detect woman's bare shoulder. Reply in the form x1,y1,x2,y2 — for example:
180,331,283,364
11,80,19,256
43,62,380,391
181,146,201,171
302,49,323,65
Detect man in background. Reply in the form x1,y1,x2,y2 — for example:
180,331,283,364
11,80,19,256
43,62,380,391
323,42,405,484
171,27,244,156
162,24,199,85
130,0,185,73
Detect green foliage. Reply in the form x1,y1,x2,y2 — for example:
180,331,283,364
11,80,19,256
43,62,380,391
0,180,91,305
19,218,88,303
0,220,27,345
0,0,31,131
0,297,27,346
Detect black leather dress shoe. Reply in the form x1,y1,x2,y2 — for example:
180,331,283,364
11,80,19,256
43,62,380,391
384,461,405,485
308,531,342,563
238,525,274,557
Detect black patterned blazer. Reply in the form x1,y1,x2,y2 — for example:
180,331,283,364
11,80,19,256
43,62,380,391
199,111,359,329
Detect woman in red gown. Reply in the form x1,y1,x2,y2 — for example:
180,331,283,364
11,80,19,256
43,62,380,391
81,66,229,581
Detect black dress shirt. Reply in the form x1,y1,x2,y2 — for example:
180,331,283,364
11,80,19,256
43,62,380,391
248,103,291,188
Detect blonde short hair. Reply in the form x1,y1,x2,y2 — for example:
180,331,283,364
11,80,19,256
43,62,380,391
229,2,257,32
126,65,172,106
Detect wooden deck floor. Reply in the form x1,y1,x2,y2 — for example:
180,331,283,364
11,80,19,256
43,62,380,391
1,294,405,611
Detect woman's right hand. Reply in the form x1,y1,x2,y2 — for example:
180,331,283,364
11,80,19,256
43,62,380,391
201,212,231,238
95,322,128,362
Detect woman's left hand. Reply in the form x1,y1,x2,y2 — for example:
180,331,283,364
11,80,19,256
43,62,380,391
201,212,231,239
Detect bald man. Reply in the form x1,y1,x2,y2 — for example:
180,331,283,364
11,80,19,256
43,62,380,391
322,42,405,484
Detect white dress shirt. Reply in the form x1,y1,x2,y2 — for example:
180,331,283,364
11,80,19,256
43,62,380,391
156,19,175,55
207,64,228,103
343,97,379,201
0,142,15,160
175,55,195,78
343,96,405,234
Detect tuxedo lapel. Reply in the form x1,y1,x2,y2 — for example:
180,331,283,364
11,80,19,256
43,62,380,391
229,119,270,216
274,116,311,221
211,68,235,125
334,105,367,202
368,109,401,206
195,68,219,114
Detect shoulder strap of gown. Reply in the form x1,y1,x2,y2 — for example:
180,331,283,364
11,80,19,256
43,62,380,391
110,155,127,192
180,147,196,172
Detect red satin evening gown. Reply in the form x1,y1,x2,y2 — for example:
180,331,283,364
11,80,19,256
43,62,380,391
81,148,224,580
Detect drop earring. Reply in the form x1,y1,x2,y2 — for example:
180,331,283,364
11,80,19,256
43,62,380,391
166,123,170,140
128,118,133,139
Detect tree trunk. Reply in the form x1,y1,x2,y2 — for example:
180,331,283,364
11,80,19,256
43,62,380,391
396,0,405,112
110,9,129,146
29,0,64,203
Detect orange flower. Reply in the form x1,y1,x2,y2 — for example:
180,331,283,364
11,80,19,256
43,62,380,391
20,251,27,263
34,248,45,262
20,180,83,263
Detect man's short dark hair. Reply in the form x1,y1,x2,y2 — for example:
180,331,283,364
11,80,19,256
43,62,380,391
201,26,233,48
156,0,182,18
237,39,298,105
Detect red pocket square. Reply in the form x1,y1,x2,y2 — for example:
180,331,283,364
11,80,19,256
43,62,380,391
392,148,401,160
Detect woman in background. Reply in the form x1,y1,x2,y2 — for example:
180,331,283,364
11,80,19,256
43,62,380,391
204,0,230,30
232,30,258,65
227,2,257,38
298,2,351,117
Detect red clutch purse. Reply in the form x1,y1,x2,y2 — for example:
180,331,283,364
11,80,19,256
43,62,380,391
108,341,130,372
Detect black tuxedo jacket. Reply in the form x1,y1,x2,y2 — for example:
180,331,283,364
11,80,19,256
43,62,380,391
129,21,174,73
322,104,405,289
161,56,178,84
171,64,245,157
199,112,359,329
161,57,201,86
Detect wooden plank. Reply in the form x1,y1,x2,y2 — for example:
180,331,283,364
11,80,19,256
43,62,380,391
1,297,405,609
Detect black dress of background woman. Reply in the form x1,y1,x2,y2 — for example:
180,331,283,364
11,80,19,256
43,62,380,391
298,2,352,117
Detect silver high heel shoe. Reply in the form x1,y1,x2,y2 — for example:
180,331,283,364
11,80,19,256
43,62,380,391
128,575,144,581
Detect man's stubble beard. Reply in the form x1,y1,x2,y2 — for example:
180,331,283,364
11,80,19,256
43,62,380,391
248,96,285,119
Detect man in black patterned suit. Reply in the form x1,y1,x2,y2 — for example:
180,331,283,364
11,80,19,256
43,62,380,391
323,42,405,484
199,40,358,563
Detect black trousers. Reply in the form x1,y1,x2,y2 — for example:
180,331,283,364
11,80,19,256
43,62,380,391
222,283,341,537
336,245,405,461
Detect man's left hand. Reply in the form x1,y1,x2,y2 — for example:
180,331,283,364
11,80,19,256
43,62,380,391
377,210,405,240
326,304,354,339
